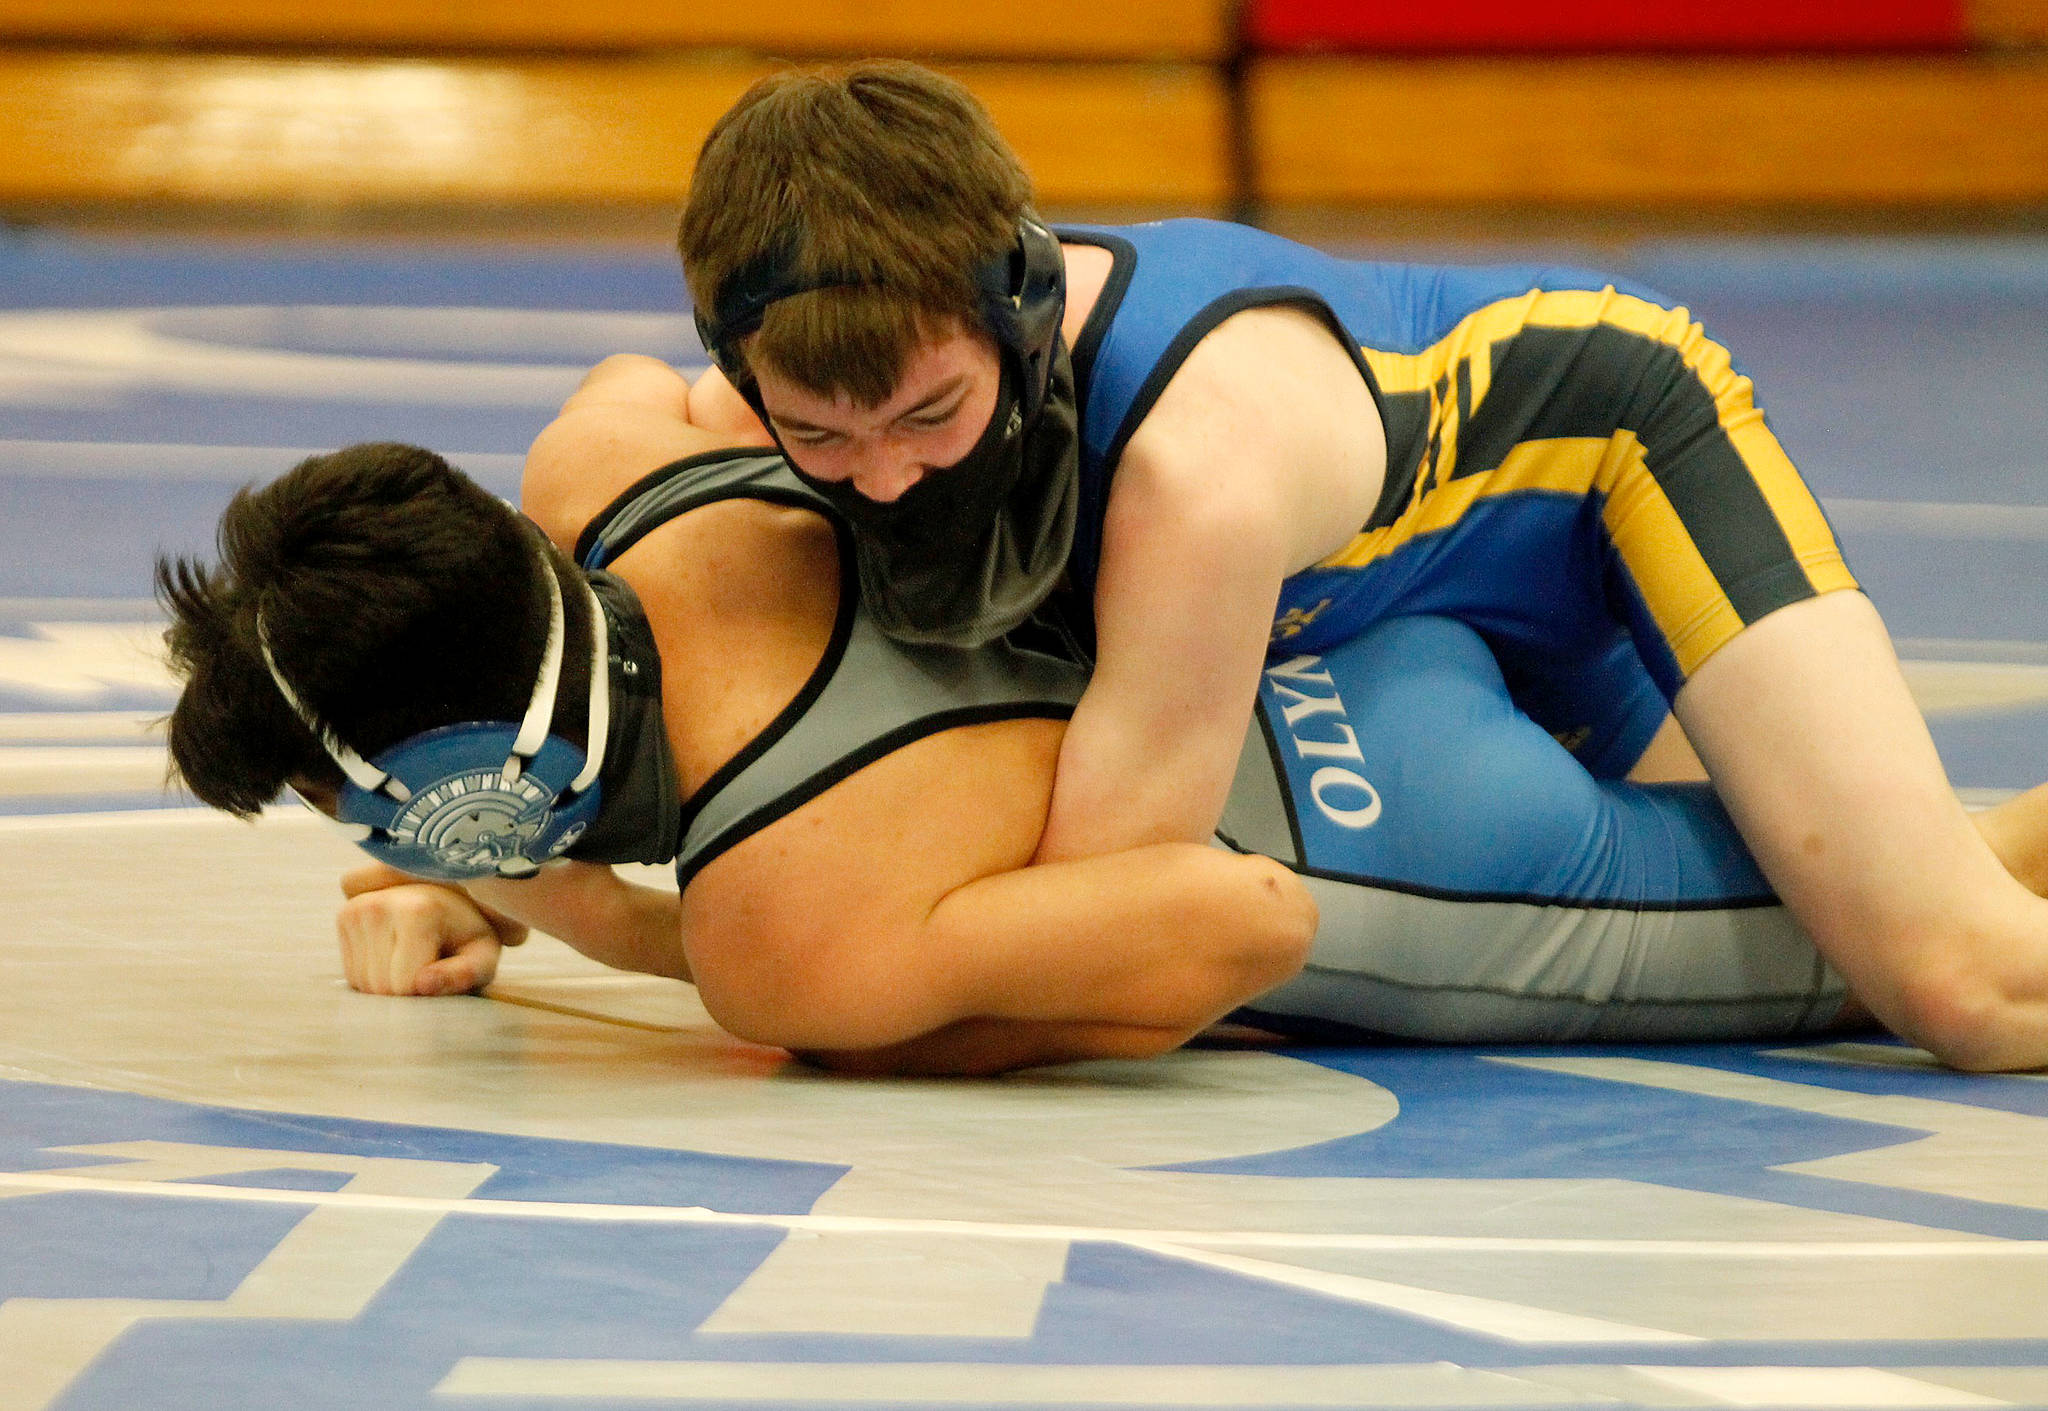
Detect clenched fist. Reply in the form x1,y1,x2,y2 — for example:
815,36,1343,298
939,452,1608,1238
336,863,530,996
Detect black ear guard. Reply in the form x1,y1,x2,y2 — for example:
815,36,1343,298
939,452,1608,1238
971,215,1067,424
691,237,858,385
692,216,1068,424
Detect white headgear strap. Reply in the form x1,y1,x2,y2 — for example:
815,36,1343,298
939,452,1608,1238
257,547,610,804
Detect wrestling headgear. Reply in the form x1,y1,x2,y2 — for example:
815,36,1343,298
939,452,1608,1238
693,216,1080,649
694,215,1067,429
258,546,611,882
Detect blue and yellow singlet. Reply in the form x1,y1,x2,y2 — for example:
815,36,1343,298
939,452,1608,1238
1060,218,1860,775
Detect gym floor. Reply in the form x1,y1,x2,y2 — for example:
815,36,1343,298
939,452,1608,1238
3,227,2046,1410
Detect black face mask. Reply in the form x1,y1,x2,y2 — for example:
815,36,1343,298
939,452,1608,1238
563,572,681,867
783,343,1080,648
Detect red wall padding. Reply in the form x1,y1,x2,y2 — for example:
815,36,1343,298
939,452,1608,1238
1246,1,1969,53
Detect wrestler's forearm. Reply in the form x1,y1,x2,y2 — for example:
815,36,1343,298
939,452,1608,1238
692,844,1309,1053
920,844,1315,1035
466,864,689,982
1033,468,1283,863
1034,685,1251,862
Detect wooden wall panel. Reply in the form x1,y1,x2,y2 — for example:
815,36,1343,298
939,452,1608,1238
0,0,1227,61
965,65,1230,206
0,52,1228,208
1968,0,2048,43
1251,56,2048,206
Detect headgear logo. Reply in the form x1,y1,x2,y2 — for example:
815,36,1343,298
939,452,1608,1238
387,770,562,872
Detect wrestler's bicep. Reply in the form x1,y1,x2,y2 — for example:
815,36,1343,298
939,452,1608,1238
677,722,1061,1051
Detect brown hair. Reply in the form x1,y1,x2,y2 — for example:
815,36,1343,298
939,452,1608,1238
679,60,1034,407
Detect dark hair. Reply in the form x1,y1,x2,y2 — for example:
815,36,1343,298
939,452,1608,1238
157,442,595,817
678,60,1033,406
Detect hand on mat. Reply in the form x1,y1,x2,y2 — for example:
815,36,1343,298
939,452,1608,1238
336,864,529,997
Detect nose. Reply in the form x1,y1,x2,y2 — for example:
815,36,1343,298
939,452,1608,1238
848,449,928,504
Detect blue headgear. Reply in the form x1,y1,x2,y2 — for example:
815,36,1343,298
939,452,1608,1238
259,548,611,882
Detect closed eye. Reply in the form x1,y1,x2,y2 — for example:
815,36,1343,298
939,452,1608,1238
900,394,967,432
777,425,842,447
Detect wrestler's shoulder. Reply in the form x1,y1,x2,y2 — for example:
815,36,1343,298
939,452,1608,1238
613,494,836,603
1121,304,1382,515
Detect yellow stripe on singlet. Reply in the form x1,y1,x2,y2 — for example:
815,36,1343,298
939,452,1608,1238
1317,287,1852,676
1590,432,1745,675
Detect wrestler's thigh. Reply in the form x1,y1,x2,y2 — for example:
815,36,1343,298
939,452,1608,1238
1672,589,2039,1009
1258,614,1762,902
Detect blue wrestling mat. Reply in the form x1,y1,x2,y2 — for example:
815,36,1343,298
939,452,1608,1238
2,229,2047,1409
7,1030,2048,1409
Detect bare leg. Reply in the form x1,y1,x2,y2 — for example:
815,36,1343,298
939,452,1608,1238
1629,696,2048,898
1674,590,2048,1071
1627,714,1709,784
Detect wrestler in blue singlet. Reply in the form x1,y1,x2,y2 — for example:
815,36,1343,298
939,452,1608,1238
1058,219,1858,780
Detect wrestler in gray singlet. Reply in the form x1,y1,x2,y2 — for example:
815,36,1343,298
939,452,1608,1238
577,448,1848,1045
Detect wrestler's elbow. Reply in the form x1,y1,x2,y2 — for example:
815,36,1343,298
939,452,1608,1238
690,974,819,1050
569,354,689,407
687,365,775,444
1145,853,1316,1030
1229,854,1318,994
1886,960,2038,1073
520,413,626,550
797,1022,1190,1078
692,949,950,1054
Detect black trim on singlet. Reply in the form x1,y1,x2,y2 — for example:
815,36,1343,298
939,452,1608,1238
1095,286,1382,498
1455,356,1475,451
1241,949,1830,1029
1265,697,1306,867
572,446,778,567
1056,228,1138,409
1225,1008,1411,1045
1288,858,1781,913
675,699,1079,888
569,452,869,858
1369,389,1435,532
666,494,860,848
1447,322,1813,625
1298,961,1810,1002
